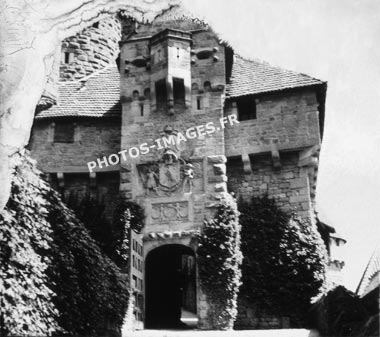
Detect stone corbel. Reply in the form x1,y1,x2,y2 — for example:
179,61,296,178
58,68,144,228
74,123,81,142
57,172,64,188
298,145,320,168
89,172,96,188
241,153,253,175
271,146,281,169
47,122,55,143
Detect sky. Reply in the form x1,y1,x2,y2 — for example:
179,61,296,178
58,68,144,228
183,0,380,291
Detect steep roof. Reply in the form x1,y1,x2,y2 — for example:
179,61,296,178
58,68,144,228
226,55,325,99
35,65,121,119
357,245,380,297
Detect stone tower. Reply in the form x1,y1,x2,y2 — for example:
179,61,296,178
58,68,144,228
60,16,121,81
119,18,229,328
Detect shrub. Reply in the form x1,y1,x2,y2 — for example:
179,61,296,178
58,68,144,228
197,194,242,329
0,153,129,335
238,195,327,325
0,155,58,335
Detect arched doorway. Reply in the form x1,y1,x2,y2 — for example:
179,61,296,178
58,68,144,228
145,244,197,329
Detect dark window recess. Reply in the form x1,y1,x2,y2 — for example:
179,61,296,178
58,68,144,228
64,52,70,64
155,79,167,108
197,97,202,110
196,49,213,60
173,77,185,105
237,98,256,121
204,81,211,92
54,122,75,143
140,104,144,116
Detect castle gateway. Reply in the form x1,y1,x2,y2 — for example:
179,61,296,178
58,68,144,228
29,14,328,329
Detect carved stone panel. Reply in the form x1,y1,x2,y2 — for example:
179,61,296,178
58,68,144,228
151,201,189,223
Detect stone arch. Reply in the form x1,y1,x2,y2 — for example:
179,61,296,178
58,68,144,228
145,242,197,329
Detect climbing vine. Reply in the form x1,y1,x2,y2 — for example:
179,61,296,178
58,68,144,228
197,194,242,329
238,195,327,325
110,198,145,267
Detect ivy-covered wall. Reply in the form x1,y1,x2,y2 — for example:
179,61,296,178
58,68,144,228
0,153,129,336
236,195,327,329
197,194,242,329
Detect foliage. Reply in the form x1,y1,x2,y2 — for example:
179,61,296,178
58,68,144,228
46,191,129,335
238,195,327,324
110,198,145,267
0,154,58,335
0,153,129,335
65,192,145,269
197,194,242,329
310,286,370,336
66,192,114,259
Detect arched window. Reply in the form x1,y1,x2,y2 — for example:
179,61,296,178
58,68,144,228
144,88,151,99
204,81,211,92
132,90,139,100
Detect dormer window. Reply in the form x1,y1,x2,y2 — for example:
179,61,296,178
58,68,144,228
237,97,256,121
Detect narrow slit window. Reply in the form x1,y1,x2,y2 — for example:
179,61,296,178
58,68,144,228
237,97,257,121
63,52,74,64
197,97,202,110
173,77,185,105
140,104,144,116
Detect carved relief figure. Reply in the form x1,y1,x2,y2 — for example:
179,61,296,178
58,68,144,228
145,168,159,196
182,162,195,194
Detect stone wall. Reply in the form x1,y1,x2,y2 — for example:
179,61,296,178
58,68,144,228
226,151,313,219
60,16,121,81
235,298,290,329
49,171,120,223
224,89,321,157
29,118,121,172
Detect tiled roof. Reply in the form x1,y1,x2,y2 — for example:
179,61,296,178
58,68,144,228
357,244,380,296
226,56,325,98
35,65,121,119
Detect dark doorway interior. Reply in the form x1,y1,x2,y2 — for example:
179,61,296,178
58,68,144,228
145,244,196,329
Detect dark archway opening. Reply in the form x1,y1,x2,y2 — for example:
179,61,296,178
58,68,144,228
145,244,197,329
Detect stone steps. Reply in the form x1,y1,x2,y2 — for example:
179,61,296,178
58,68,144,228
128,329,320,337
